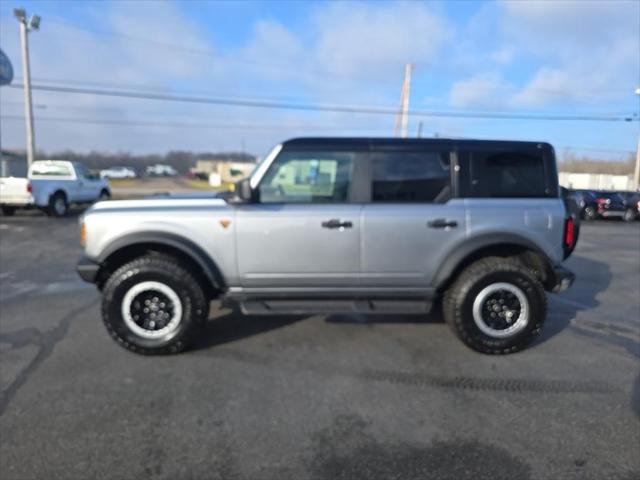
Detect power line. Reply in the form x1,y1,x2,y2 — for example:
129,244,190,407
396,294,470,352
44,18,403,88
0,114,387,131
6,83,637,122
43,18,637,101
2,114,635,155
3,89,635,120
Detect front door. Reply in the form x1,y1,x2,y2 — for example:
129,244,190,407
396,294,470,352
73,163,101,202
235,149,362,288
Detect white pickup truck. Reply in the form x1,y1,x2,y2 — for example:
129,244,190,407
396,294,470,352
0,160,110,217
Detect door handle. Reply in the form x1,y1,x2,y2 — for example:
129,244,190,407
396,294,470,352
322,219,353,229
428,218,458,229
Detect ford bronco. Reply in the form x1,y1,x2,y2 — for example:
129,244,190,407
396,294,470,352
77,138,577,355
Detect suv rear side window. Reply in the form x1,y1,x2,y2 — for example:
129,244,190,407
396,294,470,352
468,151,548,198
370,151,450,203
258,150,354,203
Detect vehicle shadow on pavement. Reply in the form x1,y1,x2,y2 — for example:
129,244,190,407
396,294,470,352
192,303,445,351
192,253,611,352
325,306,444,325
534,253,612,348
192,308,306,350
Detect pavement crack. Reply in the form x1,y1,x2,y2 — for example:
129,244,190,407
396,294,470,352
0,299,99,417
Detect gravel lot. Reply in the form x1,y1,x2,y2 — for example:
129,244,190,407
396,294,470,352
0,210,638,480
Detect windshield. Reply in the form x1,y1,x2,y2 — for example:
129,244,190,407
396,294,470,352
249,143,283,189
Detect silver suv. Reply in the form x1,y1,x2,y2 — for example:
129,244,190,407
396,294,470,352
77,138,577,355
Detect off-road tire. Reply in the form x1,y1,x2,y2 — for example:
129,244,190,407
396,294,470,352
48,192,68,217
1,206,16,216
443,256,547,354
101,254,208,355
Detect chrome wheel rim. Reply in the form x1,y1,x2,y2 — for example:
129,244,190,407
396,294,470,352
121,281,182,339
472,282,529,338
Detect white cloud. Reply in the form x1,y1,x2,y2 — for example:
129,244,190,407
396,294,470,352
312,2,451,78
450,73,515,108
503,0,638,106
1,1,455,153
449,0,639,109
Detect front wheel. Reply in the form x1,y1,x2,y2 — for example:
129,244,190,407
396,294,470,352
101,254,208,355
582,206,596,221
443,257,547,354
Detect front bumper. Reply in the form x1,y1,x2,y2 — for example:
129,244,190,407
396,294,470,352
549,264,575,293
77,256,100,283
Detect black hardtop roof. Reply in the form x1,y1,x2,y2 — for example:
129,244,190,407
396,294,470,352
282,137,553,151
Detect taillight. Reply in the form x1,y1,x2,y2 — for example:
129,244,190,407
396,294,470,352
564,217,575,248
26,182,32,193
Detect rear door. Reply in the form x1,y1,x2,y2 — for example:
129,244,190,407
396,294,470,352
360,145,467,288
235,148,364,288
458,143,565,263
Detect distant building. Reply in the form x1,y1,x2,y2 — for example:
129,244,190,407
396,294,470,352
0,150,28,177
193,158,255,185
559,172,634,191
194,159,222,175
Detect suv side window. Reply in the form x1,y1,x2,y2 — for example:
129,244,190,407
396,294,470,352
465,150,549,198
370,151,450,203
258,150,354,203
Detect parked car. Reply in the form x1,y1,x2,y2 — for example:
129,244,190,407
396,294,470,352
146,164,177,177
592,191,629,221
0,160,110,217
100,166,137,179
77,137,577,355
617,191,640,221
567,189,599,221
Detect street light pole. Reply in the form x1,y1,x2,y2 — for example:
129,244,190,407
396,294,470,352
14,8,40,168
634,87,640,191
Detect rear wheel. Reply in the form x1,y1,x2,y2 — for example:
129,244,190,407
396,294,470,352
48,192,68,217
443,256,546,354
623,208,636,222
1,206,16,216
101,254,208,355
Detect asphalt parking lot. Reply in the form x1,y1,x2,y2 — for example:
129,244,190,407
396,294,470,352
0,211,638,480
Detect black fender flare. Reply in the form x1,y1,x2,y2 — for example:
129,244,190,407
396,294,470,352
432,232,555,289
98,231,226,290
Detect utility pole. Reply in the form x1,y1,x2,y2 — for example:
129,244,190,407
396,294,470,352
634,87,640,191
13,8,40,167
394,63,413,138
416,121,423,138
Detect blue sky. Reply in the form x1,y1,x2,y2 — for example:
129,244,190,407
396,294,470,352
0,0,638,159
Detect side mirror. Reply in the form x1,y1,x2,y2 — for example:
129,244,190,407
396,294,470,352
236,178,254,203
